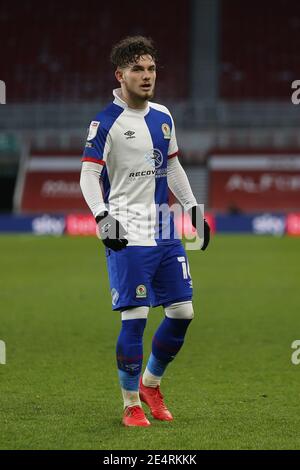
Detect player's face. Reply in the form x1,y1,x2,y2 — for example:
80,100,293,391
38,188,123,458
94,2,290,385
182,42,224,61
117,55,156,104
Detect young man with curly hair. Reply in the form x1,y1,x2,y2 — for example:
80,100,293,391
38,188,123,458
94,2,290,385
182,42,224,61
80,36,210,427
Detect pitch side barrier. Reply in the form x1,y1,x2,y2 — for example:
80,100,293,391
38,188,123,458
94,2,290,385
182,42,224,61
0,213,300,236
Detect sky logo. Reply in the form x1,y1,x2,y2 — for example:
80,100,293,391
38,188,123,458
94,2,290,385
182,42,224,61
252,214,285,236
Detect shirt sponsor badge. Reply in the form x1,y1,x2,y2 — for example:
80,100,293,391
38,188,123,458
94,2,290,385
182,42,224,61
87,121,100,141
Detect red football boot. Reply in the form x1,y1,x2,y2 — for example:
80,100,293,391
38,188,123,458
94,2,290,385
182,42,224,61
122,405,151,427
139,377,174,421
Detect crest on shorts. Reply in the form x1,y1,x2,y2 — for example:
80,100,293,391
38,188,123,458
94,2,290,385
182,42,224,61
161,123,171,139
136,285,147,298
111,288,119,306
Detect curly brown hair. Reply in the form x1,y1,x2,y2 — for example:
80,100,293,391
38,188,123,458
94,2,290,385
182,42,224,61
110,36,157,68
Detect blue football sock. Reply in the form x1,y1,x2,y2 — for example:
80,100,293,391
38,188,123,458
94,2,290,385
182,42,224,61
116,318,146,391
146,316,192,379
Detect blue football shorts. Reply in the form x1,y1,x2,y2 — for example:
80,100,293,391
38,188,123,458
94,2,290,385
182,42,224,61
104,242,193,311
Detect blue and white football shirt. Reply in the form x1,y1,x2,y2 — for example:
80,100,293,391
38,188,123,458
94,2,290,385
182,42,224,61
82,89,180,246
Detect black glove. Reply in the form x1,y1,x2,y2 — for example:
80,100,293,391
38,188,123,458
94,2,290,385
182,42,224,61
95,211,128,252
188,205,210,251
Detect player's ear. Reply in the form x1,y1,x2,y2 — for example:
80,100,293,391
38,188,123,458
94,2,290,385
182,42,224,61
115,68,124,84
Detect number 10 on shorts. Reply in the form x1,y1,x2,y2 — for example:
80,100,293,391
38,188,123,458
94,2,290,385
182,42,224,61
177,257,190,279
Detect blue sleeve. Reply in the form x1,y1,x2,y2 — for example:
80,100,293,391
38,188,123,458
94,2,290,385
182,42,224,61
82,119,110,165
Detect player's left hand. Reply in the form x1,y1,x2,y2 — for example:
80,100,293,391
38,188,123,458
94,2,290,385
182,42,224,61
188,205,210,251
201,219,210,251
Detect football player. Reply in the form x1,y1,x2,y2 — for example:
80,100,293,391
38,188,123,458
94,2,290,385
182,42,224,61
80,36,210,427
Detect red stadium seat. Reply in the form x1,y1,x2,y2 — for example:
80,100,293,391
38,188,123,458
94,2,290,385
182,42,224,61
220,0,300,100
1,0,189,102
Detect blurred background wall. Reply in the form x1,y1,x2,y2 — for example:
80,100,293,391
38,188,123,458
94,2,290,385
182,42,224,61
0,0,300,234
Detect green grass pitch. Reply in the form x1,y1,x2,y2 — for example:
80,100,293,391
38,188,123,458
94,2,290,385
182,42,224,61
0,234,299,450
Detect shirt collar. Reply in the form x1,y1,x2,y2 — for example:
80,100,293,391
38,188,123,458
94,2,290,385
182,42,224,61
113,88,150,115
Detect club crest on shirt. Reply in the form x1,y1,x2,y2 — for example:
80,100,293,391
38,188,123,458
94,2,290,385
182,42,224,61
87,121,100,141
136,285,147,298
161,123,171,139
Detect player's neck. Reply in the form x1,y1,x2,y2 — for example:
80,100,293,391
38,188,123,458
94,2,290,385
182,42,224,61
120,90,148,110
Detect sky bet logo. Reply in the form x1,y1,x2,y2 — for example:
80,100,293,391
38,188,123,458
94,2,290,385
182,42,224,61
0,80,6,104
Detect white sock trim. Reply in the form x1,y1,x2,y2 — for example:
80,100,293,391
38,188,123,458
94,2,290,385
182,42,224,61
121,306,149,321
165,301,194,320
142,367,162,388
121,388,141,408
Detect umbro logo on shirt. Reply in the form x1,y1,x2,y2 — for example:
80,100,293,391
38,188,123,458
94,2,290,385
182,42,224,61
124,130,136,139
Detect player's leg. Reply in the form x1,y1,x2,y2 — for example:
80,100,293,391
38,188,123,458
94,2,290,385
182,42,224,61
140,301,194,420
140,243,194,420
105,245,161,426
143,300,194,386
117,306,151,426
117,307,148,408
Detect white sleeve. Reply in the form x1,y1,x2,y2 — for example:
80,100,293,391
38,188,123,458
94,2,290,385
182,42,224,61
167,157,197,211
80,161,107,217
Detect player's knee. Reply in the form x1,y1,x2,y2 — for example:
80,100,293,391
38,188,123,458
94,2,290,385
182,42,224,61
164,301,194,320
121,306,149,321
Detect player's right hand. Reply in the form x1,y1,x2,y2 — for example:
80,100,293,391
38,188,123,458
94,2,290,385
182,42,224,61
95,211,128,251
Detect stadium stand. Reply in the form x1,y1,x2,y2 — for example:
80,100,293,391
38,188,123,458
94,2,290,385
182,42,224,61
1,0,300,215
220,0,300,99
0,0,189,102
